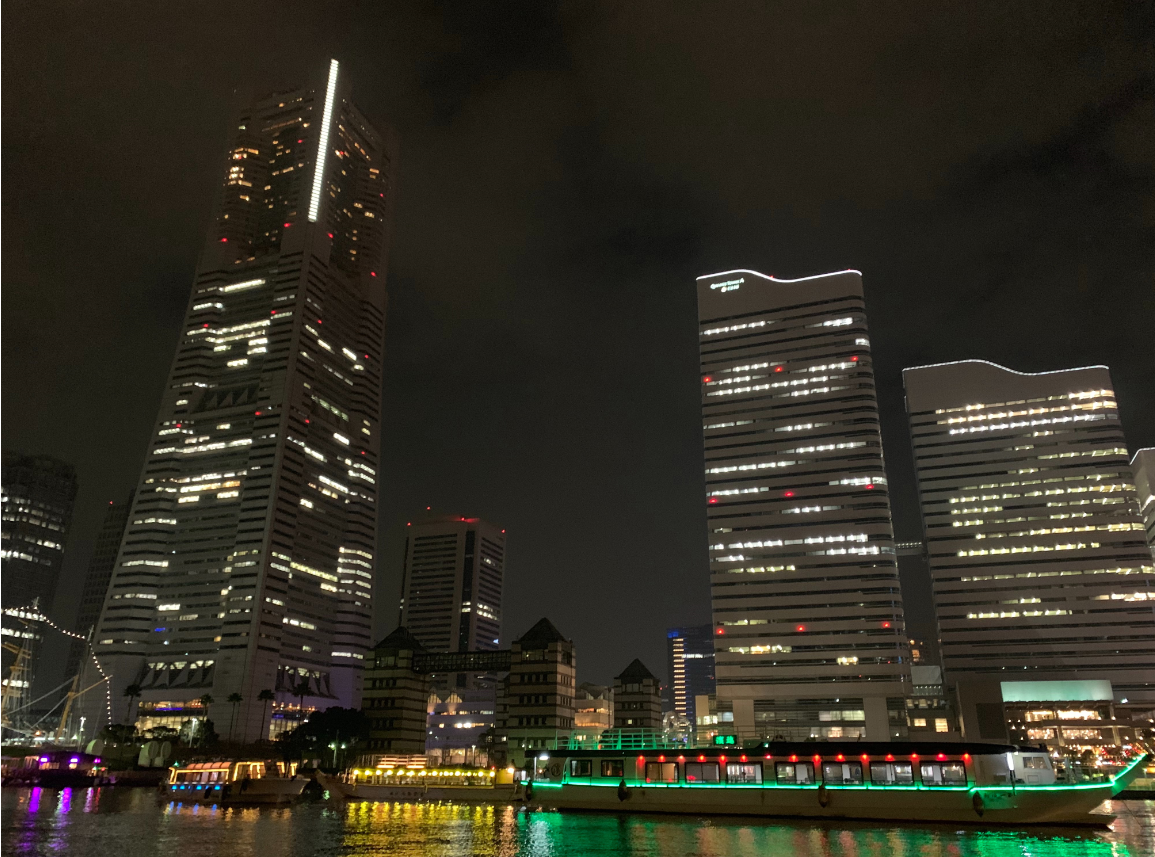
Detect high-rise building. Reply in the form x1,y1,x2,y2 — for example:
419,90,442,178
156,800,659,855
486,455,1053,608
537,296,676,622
84,60,397,741
398,516,505,659
2,453,78,714
697,269,911,742
904,360,1155,737
664,625,715,724
65,492,134,683
1132,448,1155,555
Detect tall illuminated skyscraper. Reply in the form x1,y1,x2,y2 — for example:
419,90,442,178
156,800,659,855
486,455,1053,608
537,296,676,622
697,269,910,742
904,360,1155,734
84,60,397,741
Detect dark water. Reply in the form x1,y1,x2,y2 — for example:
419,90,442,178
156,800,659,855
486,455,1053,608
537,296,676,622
2,788,1153,857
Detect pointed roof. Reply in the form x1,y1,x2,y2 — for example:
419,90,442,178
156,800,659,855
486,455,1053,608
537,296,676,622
373,626,427,652
515,617,568,646
616,658,657,682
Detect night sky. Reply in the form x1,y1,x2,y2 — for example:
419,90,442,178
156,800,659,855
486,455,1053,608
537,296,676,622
4,2,1152,690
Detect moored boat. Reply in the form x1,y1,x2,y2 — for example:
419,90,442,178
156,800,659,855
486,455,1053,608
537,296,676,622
317,765,519,804
520,741,1148,826
163,759,306,805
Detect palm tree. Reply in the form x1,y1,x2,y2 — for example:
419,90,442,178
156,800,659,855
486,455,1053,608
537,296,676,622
292,680,311,730
227,692,243,743
122,683,142,724
257,689,276,742
197,694,214,747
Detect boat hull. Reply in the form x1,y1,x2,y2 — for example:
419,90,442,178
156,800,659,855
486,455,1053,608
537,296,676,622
163,777,307,806
528,781,1119,826
316,772,517,804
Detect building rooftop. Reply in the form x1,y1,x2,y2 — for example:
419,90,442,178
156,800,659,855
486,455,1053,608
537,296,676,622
374,626,427,652
617,658,657,682
514,617,568,646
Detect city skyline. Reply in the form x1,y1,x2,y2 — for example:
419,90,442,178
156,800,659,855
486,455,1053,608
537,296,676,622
5,6,1153,689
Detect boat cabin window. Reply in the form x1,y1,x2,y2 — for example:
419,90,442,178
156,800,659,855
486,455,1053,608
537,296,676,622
920,762,967,786
726,763,762,784
569,759,592,777
822,762,864,785
869,762,913,784
645,762,678,783
601,760,624,778
685,762,720,783
775,762,815,784
1022,756,1049,769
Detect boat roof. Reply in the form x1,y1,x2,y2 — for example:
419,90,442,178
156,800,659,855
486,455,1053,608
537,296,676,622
555,740,1029,757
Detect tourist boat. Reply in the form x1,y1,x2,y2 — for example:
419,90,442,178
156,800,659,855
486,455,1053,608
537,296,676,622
317,766,519,803
1,751,109,788
163,760,306,805
521,741,1149,826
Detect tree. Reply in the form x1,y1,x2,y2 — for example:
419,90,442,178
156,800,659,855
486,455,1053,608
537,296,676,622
227,693,244,743
290,707,368,770
257,689,276,742
123,683,142,724
292,680,311,728
196,694,215,747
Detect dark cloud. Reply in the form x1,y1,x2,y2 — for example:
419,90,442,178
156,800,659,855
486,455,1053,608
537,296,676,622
4,1,1152,688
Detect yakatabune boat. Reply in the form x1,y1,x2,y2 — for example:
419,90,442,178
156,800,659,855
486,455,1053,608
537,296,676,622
521,741,1148,826
163,760,306,805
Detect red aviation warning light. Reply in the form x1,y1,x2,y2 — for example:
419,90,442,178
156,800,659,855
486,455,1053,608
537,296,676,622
708,497,718,504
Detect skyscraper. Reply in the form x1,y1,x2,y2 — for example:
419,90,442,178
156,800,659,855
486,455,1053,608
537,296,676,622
65,492,134,683
85,60,397,741
904,360,1155,734
664,625,715,724
2,453,78,713
1132,448,1155,555
398,516,505,658
697,269,910,742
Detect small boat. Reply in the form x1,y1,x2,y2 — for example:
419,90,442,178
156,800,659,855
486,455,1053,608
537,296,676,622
317,766,519,804
1,751,109,788
163,760,306,805
520,741,1149,827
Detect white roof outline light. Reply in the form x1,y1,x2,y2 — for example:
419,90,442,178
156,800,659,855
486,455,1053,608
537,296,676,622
308,59,340,223
902,359,1110,377
695,268,863,283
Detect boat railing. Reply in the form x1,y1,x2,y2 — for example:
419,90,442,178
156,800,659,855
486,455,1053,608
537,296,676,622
555,730,693,751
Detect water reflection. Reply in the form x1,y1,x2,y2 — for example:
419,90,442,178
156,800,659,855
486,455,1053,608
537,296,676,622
1,788,1151,857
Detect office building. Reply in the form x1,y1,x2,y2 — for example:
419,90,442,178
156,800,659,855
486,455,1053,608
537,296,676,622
697,269,911,742
84,60,398,740
613,659,662,730
904,360,1155,738
573,683,613,742
398,516,505,664
664,625,715,723
496,618,575,768
1132,448,1155,555
65,493,134,683
2,453,78,713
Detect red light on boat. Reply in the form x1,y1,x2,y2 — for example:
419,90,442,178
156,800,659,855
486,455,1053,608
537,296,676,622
698,755,706,762
740,755,747,763
936,753,947,761
812,755,821,764
658,755,665,763
719,755,727,764
861,754,869,762
835,754,845,762
637,755,645,763
789,755,798,763
677,756,685,763
764,754,772,760
963,754,971,762
910,754,919,761
885,754,895,762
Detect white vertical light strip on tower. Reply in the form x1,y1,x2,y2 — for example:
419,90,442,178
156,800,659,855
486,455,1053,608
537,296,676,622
308,59,340,223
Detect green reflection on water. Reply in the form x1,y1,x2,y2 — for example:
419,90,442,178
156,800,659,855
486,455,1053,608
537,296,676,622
1,789,1150,857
